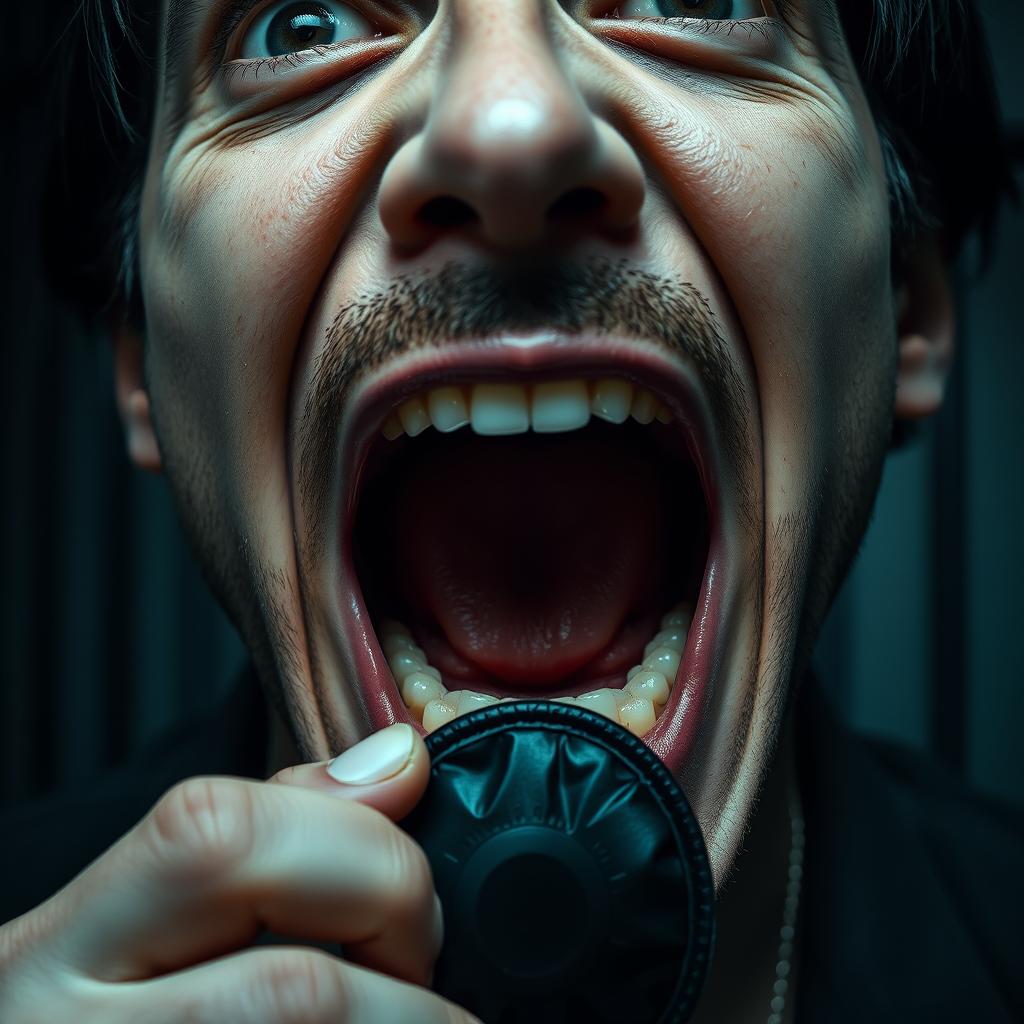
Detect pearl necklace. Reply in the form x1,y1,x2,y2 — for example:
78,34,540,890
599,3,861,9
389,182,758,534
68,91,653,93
765,781,805,1024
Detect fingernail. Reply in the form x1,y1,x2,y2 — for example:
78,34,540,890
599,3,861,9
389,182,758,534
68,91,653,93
326,723,415,785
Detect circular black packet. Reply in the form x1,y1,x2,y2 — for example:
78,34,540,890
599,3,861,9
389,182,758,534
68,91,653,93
403,700,715,1024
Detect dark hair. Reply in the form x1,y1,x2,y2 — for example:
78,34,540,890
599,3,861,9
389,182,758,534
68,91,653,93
44,0,1017,326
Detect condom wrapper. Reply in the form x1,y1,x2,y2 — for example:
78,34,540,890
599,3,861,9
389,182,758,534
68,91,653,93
402,700,716,1024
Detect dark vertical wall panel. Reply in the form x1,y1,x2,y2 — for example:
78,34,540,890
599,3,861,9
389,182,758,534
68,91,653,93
957,0,1023,806
963,187,1024,804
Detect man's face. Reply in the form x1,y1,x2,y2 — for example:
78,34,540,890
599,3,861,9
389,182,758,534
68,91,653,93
133,0,904,879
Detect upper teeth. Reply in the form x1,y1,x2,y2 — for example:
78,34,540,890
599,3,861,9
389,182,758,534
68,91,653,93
381,377,672,440
379,602,693,738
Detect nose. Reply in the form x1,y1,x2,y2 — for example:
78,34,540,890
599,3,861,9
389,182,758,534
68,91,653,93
377,10,645,250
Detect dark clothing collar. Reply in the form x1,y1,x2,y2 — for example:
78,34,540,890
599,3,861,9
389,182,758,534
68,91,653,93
795,676,1023,1022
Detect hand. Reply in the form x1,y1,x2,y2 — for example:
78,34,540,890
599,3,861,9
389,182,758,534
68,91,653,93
0,723,478,1023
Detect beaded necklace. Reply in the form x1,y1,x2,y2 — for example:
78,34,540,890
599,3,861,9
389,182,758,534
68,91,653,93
765,781,805,1024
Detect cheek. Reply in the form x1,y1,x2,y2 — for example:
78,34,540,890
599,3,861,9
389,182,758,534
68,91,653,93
139,143,335,508
142,176,265,475
753,167,896,520
765,127,896,469
139,107,389,463
646,90,896,466
135,175,294,609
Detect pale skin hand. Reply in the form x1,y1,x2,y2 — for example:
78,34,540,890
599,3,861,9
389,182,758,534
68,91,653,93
0,727,478,1024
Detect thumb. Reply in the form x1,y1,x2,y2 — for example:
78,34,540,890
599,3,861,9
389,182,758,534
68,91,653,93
269,722,430,821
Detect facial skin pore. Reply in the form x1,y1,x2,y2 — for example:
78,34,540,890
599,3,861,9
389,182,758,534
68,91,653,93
116,0,952,920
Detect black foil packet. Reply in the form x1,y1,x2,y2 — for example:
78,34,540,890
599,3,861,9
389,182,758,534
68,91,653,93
403,700,716,1024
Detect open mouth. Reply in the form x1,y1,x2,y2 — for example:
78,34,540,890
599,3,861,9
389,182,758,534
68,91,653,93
337,338,722,758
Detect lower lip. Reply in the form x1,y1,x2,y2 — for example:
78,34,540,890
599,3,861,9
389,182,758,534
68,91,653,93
334,336,726,777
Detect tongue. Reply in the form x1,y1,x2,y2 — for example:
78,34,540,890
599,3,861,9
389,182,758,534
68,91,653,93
394,429,669,686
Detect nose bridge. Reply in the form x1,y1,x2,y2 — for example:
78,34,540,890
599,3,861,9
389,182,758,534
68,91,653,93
377,0,646,250
434,0,591,169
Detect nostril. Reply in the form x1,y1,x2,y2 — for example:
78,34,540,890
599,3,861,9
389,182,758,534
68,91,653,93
418,196,477,230
547,187,606,224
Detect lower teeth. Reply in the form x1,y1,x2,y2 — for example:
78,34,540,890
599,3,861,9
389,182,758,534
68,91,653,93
380,602,693,738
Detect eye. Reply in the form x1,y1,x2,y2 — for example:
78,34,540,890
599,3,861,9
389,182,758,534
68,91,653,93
238,0,376,59
613,0,764,18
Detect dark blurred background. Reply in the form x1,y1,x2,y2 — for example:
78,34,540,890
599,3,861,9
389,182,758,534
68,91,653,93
2,3,1022,807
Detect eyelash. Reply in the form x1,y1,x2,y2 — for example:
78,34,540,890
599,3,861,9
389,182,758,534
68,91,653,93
603,0,783,39
221,47,343,84
620,16,780,39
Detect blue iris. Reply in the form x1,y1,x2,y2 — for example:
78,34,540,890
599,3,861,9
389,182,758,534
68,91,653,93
265,3,339,56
